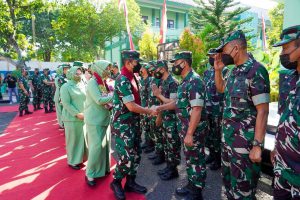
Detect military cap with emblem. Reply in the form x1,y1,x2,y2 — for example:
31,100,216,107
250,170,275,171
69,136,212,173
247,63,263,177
207,48,217,55
170,51,192,63
156,60,168,69
215,30,246,53
273,25,300,47
121,50,143,62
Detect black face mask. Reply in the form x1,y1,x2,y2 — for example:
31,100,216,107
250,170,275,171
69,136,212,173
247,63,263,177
133,62,141,73
209,57,215,66
154,70,163,79
280,47,298,70
172,61,184,75
221,47,236,66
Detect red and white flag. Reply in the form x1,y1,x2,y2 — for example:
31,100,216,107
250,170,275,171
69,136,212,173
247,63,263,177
119,0,135,50
160,0,167,44
261,13,268,51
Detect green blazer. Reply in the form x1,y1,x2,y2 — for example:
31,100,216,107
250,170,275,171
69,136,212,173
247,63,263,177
60,80,86,122
84,78,112,126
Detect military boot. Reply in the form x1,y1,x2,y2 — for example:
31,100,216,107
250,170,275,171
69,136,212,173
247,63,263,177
159,164,179,180
37,104,43,110
205,150,215,164
152,152,165,165
182,187,203,200
157,162,170,175
175,181,193,196
49,107,55,113
24,110,33,115
110,179,126,200
44,107,49,113
124,175,147,194
19,110,23,117
209,151,221,171
33,104,37,111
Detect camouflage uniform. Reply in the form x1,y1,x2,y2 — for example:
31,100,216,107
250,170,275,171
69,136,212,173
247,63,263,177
18,75,30,112
221,57,270,199
272,25,300,199
29,72,43,108
42,73,54,110
111,73,142,179
161,74,181,166
140,76,152,145
149,77,165,155
203,66,228,154
176,70,207,189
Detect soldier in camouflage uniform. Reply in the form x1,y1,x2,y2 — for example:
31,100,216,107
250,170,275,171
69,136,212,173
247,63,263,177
152,60,181,181
29,68,43,110
18,69,33,117
155,51,207,200
139,64,155,151
42,68,55,113
54,64,70,129
147,61,166,165
271,25,300,200
214,30,270,200
109,62,121,80
110,50,155,200
203,48,228,171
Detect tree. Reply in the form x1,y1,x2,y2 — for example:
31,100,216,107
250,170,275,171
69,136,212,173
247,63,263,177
179,28,206,75
52,0,143,62
267,2,284,47
190,0,253,47
0,0,43,68
138,29,160,61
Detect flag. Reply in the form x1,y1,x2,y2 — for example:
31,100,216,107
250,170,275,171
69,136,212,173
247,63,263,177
160,0,167,44
119,0,135,50
261,13,268,51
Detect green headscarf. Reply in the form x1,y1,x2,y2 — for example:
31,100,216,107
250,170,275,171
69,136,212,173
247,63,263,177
66,66,81,82
91,60,111,77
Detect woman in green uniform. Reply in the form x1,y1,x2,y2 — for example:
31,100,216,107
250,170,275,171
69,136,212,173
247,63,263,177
84,60,113,186
60,66,87,170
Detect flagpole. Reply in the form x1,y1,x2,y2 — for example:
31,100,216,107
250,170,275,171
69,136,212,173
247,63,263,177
119,0,135,50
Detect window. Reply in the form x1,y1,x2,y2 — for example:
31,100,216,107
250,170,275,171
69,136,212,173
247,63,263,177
167,20,174,29
156,18,160,27
142,16,148,24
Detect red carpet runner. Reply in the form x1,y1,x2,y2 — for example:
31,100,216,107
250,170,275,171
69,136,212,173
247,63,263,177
0,105,145,200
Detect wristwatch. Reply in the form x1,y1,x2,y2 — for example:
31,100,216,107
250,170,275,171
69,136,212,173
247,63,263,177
251,139,263,148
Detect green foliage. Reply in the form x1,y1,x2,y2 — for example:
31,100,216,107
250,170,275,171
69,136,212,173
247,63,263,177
138,29,160,62
179,28,206,75
190,0,253,48
267,2,284,47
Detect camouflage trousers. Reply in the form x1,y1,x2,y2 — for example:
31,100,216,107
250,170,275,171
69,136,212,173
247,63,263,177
32,88,43,106
162,115,181,166
112,114,142,180
222,142,260,200
43,88,54,109
180,128,206,189
150,116,165,154
140,114,152,143
273,152,300,200
205,115,222,154
19,92,29,112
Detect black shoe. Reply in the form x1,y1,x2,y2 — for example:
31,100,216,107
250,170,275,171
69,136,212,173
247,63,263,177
144,146,155,154
124,175,147,194
209,152,221,171
205,152,215,164
49,108,55,113
37,105,43,110
33,105,37,111
148,153,157,160
175,182,193,196
69,164,81,170
85,176,96,187
24,110,33,115
19,110,23,117
110,179,126,200
182,188,203,200
157,164,170,175
45,107,49,113
160,167,179,180
152,154,165,165
59,126,64,131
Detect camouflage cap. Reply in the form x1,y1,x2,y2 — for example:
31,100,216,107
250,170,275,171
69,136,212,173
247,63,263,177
73,61,84,67
215,30,246,53
156,60,168,69
273,25,300,47
121,50,143,62
142,63,151,70
61,63,71,68
170,51,192,63
207,48,217,55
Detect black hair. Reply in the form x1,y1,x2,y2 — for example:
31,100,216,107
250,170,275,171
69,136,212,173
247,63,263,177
185,58,193,67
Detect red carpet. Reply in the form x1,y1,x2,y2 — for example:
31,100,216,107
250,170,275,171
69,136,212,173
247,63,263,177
0,105,145,200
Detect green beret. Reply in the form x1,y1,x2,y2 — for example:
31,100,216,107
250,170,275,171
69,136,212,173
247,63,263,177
170,51,192,63
273,25,300,47
121,50,143,62
216,30,246,52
